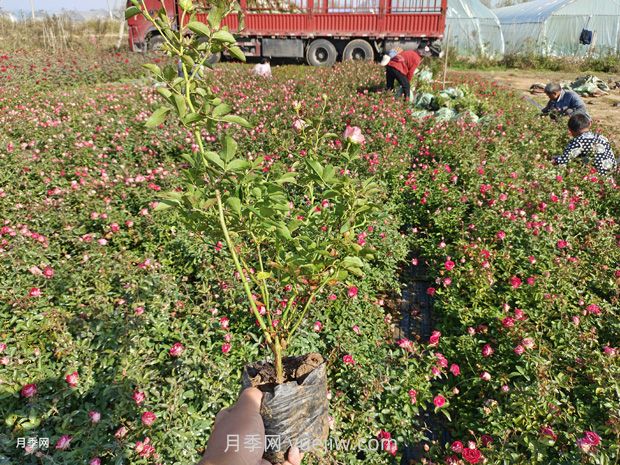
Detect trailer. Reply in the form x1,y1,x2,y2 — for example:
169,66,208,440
127,0,447,65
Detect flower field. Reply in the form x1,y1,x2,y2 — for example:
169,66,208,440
0,49,618,465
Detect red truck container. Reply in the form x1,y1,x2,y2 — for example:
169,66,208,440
127,0,447,66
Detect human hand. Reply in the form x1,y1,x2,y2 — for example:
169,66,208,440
199,388,303,465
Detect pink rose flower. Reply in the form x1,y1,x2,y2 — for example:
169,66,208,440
514,345,525,355
510,276,522,289
21,383,37,398
55,435,72,450
449,364,460,376
141,411,156,426
482,344,494,357
133,390,146,405
65,371,79,388
408,389,417,404
28,287,41,297
89,411,101,423
451,440,464,453
342,354,355,365
313,321,323,332
429,330,441,346
521,337,535,350
135,437,157,458
540,426,557,441
343,125,365,145
115,426,128,439
222,342,231,354
90,458,102,465
433,394,446,408
347,286,358,298
462,447,482,464
480,371,491,381
169,342,185,357
444,260,455,271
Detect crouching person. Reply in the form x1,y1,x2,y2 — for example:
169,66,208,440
554,113,617,176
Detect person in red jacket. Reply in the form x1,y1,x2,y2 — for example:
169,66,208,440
381,48,423,101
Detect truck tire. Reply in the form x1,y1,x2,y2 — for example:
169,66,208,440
343,39,374,61
207,52,221,65
306,39,337,67
148,35,165,52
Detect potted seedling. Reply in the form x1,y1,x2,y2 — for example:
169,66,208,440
127,0,381,462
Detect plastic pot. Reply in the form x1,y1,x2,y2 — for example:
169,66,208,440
242,352,329,464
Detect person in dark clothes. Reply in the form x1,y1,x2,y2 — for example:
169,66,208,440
554,113,617,176
542,82,589,119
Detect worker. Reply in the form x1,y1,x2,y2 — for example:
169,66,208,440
553,113,617,176
381,44,439,101
252,57,272,78
541,83,588,119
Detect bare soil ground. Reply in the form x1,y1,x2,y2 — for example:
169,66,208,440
452,69,620,145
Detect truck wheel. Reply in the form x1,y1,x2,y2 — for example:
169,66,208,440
306,39,337,67
148,35,165,52
207,52,221,65
343,39,374,61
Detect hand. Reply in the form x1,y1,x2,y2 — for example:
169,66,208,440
199,388,303,465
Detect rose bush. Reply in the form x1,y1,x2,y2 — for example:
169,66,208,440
0,39,618,465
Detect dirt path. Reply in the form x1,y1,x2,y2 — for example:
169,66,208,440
452,69,620,145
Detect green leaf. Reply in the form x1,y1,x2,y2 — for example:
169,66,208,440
156,87,172,99
125,6,141,19
220,114,252,128
179,0,193,12
222,136,237,162
182,113,202,125
154,200,178,211
342,256,364,269
143,63,162,76
277,223,292,240
227,45,246,62
172,95,187,117
187,21,211,37
204,151,225,170
307,159,324,179
275,172,297,184
256,271,271,280
226,197,242,215
145,107,170,128
213,103,232,118
227,159,250,172
213,29,236,44
207,5,224,29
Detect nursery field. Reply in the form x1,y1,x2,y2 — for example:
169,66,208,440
0,47,619,465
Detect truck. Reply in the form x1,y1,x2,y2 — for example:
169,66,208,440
127,0,447,65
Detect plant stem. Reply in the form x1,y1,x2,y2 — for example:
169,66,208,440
215,190,272,345
286,272,333,345
273,337,284,384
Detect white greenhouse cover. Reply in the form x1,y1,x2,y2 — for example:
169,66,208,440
446,0,505,57
496,0,620,56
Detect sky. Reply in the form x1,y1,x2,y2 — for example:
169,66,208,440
2,0,124,12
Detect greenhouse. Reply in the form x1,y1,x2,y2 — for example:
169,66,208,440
496,0,620,56
445,0,505,57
